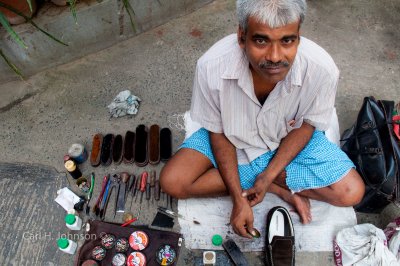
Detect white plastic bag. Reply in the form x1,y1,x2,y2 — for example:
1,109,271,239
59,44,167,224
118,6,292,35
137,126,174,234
333,223,399,266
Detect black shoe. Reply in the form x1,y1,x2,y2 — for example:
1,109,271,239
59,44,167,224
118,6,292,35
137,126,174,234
265,206,295,266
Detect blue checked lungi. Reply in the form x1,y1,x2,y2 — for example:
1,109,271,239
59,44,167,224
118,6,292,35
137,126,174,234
180,128,355,192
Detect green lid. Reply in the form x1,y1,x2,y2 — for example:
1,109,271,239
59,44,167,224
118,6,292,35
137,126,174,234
57,238,69,249
65,214,76,225
212,234,223,246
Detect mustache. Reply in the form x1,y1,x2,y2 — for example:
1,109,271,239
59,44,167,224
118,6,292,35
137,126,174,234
259,60,290,69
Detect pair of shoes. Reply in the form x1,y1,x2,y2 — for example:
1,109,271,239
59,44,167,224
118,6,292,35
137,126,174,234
265,206,295,266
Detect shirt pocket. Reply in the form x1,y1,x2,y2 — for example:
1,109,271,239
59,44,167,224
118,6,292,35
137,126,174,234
258,111,288,143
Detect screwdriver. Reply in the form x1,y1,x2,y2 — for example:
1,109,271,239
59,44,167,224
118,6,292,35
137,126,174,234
134,174,142,202
155,176,160,201
149,171,156,202
139,171,148,204
146,176,151,203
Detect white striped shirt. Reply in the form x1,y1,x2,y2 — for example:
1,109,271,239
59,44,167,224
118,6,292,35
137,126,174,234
190,34,339,164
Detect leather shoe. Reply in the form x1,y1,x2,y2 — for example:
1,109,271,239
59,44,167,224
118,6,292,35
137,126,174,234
265,206,295,266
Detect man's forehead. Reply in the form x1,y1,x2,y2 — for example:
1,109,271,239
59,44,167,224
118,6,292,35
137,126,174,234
246,16,300,34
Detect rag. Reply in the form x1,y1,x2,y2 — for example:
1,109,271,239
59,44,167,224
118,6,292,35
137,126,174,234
107,90,141,118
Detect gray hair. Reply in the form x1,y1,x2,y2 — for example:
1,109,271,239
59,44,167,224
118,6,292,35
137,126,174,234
237,0,307,31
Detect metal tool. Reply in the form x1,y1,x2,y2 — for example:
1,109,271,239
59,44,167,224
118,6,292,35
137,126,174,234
139,171,148,204
93,175,109,216
134,174,142,202
116,172,130,214
145,177,151,202
155,178,160,201
99,174,120,220
85,172,95,215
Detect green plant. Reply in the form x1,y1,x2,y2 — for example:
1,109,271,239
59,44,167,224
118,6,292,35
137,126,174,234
0,1,68,78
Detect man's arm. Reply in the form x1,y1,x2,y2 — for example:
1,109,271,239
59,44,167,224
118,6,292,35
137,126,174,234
242,122,315,206
210,132,254,238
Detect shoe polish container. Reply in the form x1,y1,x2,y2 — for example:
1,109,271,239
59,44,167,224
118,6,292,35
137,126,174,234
65,213,82,230
203,251,216,266
57,238,78,254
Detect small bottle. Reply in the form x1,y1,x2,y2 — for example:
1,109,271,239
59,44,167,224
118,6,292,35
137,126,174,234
64,160,82,179
57,237,78,254
65,213,82,230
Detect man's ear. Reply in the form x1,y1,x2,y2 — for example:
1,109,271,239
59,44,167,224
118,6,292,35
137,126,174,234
237,27,246,48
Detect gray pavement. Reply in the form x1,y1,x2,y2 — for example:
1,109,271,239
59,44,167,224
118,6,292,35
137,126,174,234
0,0,399,265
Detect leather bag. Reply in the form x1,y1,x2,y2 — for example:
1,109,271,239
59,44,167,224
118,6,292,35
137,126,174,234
341,96,400,213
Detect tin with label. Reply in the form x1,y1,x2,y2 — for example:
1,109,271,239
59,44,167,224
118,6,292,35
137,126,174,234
101,233,116,249
68,143,88,164
129,231,149,251
112,253,127,266
91,246,106,261
115,238,129,253
127,252,146,266
156,244,176,265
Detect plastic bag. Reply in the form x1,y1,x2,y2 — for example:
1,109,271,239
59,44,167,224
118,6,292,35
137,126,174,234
384,217,400,261
333,223,398,266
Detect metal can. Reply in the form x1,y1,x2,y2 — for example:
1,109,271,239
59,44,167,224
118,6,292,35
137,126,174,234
156,244,176,265
68,143,88,164
64,160,82,179
129,231,149,251
91,246,106,261
81,259,99,266
127,252,146,266
112,253,127,266
101,233,116,249
115,238,129,253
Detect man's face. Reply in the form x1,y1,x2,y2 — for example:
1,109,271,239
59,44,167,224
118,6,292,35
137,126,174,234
239,17,300,85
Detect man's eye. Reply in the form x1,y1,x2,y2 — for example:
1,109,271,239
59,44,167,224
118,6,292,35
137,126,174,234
255,39,267,45
282,38,295,44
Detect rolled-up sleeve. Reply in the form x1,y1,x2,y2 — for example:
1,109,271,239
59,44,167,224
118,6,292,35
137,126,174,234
190,63,223,133
303,70,339,131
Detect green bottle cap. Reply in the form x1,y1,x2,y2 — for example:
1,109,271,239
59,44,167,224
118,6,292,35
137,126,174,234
57,238,69,249
65,214,76,225
212,234,223,246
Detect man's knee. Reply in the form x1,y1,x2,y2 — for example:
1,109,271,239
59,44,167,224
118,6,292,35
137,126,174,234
334,170,365,206
159,166,189,199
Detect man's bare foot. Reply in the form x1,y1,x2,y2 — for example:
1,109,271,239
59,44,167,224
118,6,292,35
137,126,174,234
287,194,312,224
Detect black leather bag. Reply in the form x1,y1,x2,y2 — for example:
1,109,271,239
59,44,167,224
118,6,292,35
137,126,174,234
341,96,400,213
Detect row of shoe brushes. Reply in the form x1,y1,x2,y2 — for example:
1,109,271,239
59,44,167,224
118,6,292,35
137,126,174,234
89,124,172,167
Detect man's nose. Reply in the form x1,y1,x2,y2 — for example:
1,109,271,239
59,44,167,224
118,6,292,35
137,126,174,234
265,43,282,63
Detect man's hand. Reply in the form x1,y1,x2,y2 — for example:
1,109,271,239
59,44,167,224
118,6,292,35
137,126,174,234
241,173,269,207
230,197,255,239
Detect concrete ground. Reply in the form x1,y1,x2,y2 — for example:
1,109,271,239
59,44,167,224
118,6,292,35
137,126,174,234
0,0,399,265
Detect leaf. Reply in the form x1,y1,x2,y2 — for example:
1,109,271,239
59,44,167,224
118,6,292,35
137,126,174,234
0,2,68,46
122,0,136,33
67,0,78,24
0,11,27,49
26,0,33,13
0,49,23,79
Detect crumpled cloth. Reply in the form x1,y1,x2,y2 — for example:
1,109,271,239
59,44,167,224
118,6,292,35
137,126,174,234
107,90,141,118
333,223,399,266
